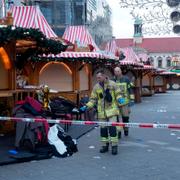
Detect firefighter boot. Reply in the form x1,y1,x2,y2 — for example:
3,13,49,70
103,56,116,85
124,128,129,136
99,143,109,153
118,131,122,139
122,117,129,136
112,145,118,155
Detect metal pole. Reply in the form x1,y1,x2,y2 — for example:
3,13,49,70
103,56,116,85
1,0,6,18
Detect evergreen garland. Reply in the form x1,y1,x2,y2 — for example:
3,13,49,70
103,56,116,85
0,26,68,54
31,55,120,64
0,26,120,65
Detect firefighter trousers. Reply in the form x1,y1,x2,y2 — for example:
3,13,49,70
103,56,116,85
100,116,118,146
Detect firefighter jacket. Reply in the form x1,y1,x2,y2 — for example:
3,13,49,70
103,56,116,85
86,80,121,119
112,76,134,105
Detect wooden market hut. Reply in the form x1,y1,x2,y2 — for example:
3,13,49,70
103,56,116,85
8,5,70,99
153,68,179,92
33,25,118,104
166,70,180,90
134,65,155,96
104,39,158,101
133,51,156,97
92,38,119,86
8,7,82,103
8,7,118,105
153,70,174,93
0,7,118,139
121,48,156,97
101,40,145,103
151,56,180,93
166,56,180,90
136,53,154,96
0,7,67,133
119,47,144,103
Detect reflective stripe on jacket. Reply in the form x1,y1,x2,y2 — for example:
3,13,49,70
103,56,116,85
86,80,121,119
112,76,134,105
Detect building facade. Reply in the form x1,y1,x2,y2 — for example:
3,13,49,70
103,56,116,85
116,19,180,70
114,19,180,90
18,0,98,36
0,0,112,45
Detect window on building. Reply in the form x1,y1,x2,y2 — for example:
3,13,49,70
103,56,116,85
74,1,84,25
157,57,163,68
166,57,171,67
40,2,53,24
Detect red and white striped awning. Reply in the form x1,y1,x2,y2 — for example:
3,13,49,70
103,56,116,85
42,52,103,59
134,65,155,70
42,51,117,59
10,6,57,38
159,71,176,75
62,26,99,52
120,47,143,66
120,60,141,66
143,65,155,69
138,53,148,62
40,51,119,60
105,39,119,56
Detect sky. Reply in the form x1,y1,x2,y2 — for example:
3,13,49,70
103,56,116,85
106,0,134,39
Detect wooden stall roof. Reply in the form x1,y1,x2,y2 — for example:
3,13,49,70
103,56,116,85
104,39,120,57
62,25,100,52
34,25,119,62
102,39,145,67
138,53,148,63
0,6,67,54
119,47,143,67
36,51,119,62
10,5,57,38
135,65,155,70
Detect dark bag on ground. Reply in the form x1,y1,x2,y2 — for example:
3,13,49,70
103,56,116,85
48,124,78,158
57,131,78,155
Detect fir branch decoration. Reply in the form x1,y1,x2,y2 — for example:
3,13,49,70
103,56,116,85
0,26,68,54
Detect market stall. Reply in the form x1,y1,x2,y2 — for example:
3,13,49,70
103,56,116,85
0,8,101,165
0,7,67,134
1,7,119,107
30,25,119,104
101,40,145,103
135,64,155,96
153,72,168,93
119,47,144,103
166,56,180,90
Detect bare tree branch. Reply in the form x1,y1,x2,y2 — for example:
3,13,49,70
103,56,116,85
119,0,173,35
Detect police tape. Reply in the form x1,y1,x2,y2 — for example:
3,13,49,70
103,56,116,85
0,116,180,130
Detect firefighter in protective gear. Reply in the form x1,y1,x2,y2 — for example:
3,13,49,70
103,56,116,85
42,85,50,110
81,70,124,155
37,84,50,110
112,67,135,137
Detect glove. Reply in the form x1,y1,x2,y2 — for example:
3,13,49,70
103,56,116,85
80,106,87,112
72,107,79,113
8,149,18,155
117,98,125,104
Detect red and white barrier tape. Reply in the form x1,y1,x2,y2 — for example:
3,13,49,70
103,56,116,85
0,116,180,130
